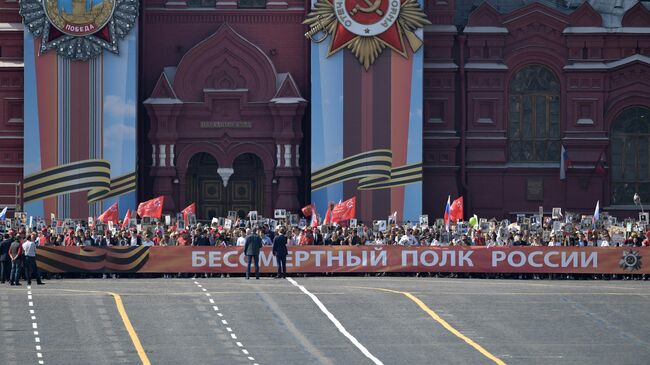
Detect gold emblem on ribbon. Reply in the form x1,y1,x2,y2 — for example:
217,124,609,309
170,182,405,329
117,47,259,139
304,0,431,69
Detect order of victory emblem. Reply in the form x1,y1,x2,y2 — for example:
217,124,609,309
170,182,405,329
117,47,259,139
304,0,430,69
19,0,138,60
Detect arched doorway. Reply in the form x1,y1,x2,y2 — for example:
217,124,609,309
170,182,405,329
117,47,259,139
230,153,265,218
185,152,265,219
185,153,222,219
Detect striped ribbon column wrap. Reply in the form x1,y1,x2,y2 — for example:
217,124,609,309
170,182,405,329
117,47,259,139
23,35,137,219
310,0,424,223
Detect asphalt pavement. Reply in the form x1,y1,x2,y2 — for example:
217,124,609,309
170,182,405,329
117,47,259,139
1,277,649,365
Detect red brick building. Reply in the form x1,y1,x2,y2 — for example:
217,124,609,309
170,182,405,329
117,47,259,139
2,0,650,220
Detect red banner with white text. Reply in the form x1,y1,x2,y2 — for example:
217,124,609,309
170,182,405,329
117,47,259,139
35,246,650,274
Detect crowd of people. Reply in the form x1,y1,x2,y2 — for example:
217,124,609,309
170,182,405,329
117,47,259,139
1,211,649,283
1,214,648,248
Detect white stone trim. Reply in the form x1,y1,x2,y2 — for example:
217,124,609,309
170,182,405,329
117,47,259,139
464,62,508,70
564,54,650,70
424,62,458,70
563,26,650,34
217,168,234,187
423,25,457,33
159,144,167,167
170,144,175,167
152,145,156,167
284,144,291,167
463,26,508,34
295,144,300,167
276,145,281,167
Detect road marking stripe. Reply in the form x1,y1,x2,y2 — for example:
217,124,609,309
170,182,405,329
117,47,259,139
359,286,507,365
108,292,152,365
287,278,383,365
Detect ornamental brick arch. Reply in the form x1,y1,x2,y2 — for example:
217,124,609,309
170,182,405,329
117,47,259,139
225,143,276,174
172,23,277,103
144,22,306,216
175,142,226,172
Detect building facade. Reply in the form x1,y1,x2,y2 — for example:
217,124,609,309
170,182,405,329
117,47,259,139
2,0,650,220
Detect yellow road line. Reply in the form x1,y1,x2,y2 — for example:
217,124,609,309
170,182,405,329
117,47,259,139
352,286,507,365
58,289,151,365
108,292,151,365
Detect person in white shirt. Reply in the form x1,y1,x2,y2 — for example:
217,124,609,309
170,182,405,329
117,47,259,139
236,229,247,247
141,233,155,247
398,229,418,246
22,232,43,285
600,233,610,247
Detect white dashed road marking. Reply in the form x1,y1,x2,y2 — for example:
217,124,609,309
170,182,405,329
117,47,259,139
27,286,45,364
286,278,384,365
194,281,259,364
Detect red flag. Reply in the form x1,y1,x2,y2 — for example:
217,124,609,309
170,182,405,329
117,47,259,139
595,152,606,176
331,197,356,223
98,202,119,224
137,196,164,219
450,196,463,222
301,204,313,217
323,202,333,225
182,203,196,225
311,204,318,227
121,209,131,229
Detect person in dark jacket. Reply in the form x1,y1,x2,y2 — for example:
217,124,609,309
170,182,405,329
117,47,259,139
193,229,211,246
272,228,288,278
244,228,263,280
9,237,24,286
0,233,13,284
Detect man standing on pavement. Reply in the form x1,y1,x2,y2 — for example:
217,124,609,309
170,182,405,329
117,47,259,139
0,233,13,284
272,227,288,278
244,227,263,280
23,232,44,285
9,236,24,286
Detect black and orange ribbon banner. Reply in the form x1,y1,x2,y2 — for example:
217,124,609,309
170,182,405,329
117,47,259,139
23,159,136,204
311,149,422,191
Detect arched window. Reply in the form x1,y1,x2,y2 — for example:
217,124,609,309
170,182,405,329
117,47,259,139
508,65,561,162
611,107,650,205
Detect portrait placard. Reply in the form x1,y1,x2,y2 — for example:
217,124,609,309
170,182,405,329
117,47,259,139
350,218,358,228
188,214,197,226
552,208,562,220
418,215,429,227
249,211,258,222
228,211,237,220
377,220,387,232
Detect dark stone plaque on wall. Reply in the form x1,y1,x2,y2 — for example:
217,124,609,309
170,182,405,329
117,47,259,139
527,178,543,201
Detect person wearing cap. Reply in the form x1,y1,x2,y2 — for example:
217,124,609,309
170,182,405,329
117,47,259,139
244,228,263,280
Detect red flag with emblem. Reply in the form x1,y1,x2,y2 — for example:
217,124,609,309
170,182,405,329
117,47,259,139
450,196,463,222
301,204,313,217
137,196,164,219
121,209,131,229
182,203,196,225
331,197,356,223
98,202,119,224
